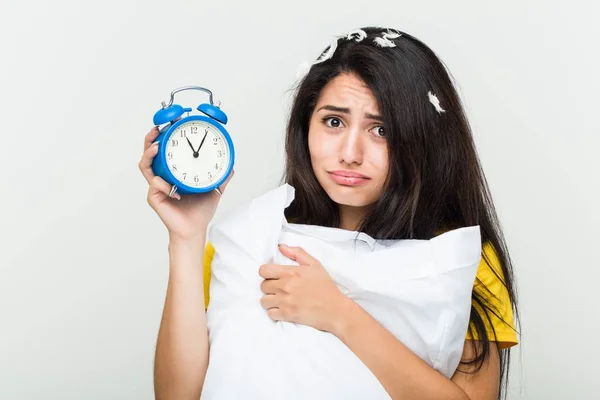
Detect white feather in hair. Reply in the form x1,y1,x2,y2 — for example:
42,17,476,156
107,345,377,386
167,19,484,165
428,91,446,114
383,29,401,39
295,29,403,81
314,38,339,64
373,29,402,47
373,36,396,47
346,29,367,42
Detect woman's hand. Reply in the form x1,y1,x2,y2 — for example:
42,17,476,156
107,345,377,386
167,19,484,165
138,125,234,242
258,244,350,332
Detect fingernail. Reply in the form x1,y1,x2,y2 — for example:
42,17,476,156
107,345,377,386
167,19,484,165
152,141,159,147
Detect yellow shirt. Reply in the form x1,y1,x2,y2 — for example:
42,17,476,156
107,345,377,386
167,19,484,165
202,240,518,349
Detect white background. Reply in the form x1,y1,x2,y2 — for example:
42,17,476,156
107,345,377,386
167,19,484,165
1,0,598,399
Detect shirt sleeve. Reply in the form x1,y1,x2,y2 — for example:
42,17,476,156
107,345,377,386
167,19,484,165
465,241,518,349
203,241,215,310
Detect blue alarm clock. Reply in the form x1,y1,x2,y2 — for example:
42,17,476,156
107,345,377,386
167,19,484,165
151,85,235,195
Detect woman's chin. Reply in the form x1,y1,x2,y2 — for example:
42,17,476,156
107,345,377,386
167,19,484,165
325,186,375,208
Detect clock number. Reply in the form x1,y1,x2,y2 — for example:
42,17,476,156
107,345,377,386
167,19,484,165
191,126,198,134
183,173,187,180
217,150,222,157
172,164,177,171
194,175,199,183
214,163,219,170
208,172,212,179
171,139,178,147
180,131,185,138
167,152,173,160
213,137,218,145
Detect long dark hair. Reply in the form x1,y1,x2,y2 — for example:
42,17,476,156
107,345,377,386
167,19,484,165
282,27,519,398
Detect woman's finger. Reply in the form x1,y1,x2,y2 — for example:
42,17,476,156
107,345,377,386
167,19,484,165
143,126,160,151
260,278,282,295
138,141,160,184
148,175,180,203
259,294,279,310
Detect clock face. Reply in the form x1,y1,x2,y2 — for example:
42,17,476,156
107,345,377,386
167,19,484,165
164,120,230,188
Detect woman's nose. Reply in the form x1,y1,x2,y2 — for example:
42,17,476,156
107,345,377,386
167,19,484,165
338,129,364,165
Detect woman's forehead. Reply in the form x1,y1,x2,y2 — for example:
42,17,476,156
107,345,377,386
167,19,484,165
315,73,380,115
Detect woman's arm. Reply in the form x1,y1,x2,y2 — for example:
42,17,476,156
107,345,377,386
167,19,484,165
332,298,500,400
451,340,500,399
154,234,209,400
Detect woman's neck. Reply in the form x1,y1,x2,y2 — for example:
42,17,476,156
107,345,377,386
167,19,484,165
338,204,370,232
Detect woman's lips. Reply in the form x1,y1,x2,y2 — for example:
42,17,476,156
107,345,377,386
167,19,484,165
327,171,370,186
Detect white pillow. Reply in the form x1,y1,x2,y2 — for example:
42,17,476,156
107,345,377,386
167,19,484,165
201,184,481,399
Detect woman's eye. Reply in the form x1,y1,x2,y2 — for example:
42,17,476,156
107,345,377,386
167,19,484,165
324,117,342,128
374,126,385,137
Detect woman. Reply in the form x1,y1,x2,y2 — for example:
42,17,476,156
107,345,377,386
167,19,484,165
139,26,519,400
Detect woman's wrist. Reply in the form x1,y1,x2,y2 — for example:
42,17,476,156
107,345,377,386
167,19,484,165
168,232,207,252
167,233,206,277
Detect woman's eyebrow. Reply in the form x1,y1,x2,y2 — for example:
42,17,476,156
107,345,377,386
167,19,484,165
316,105,383,121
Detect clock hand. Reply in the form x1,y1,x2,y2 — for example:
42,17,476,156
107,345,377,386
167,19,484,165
182,132,201,158
196,130,208,153
185,135,196,154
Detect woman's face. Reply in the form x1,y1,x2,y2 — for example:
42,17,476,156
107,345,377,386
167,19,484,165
308,72,389,211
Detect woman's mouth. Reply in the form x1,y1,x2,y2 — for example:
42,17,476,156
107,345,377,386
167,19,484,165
327,170,371,186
